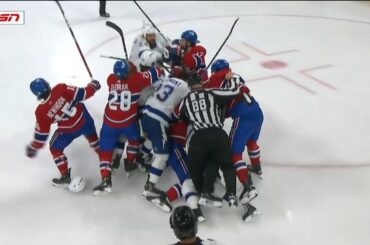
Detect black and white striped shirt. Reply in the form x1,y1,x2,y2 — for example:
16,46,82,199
177,80,240,131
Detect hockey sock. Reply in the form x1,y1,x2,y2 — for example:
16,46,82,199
232,154,249,184
182,179,199,209
167,183,182,202
149,153,168,184
126,140,140,161
86,134,99,154
99,151,113,178
50,149,68,176
141,139,152,158
247,141,261,166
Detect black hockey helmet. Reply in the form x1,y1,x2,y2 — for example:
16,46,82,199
170,205,198,240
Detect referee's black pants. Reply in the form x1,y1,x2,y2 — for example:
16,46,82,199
187,128,236,195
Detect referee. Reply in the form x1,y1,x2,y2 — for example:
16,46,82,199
176,73,239,207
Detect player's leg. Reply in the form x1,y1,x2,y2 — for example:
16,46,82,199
112,137,126,170
141,115,170,197
121,122,141,178
49,130,80,188
93,123,117,195
229,116,258,204
247,109,264,176
81,109,100,155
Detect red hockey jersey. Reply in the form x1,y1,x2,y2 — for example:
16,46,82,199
104,67,162,128
183,45,208,81
31,82,98,150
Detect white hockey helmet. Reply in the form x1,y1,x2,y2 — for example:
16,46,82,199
142,24,156,37
140,50,158,67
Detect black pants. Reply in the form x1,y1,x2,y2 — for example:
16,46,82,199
187,128,236,195
99,0,107,15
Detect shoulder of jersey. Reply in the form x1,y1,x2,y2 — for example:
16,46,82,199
193,45,207,53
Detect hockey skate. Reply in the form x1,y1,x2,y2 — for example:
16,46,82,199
239,175,258,204
52,168,71,189
124,159,137,178
142,180,166,198
198,193,223,208
112,153,122,170
248,164,262,179
93,176,112,195
193,206,205,223
242,203,261,223
136,153,153,173
223,192,238,208
145,193,172,213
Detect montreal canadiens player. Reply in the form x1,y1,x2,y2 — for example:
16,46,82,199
93,60,162,195
167,30,208,82
204,59,263,222
141,75,190,198
129,21,170,70
26,78,101,189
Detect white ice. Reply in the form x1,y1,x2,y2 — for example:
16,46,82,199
1,1,370,245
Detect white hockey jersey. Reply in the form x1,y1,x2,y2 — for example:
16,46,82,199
143,76,189,126
129,33,169,70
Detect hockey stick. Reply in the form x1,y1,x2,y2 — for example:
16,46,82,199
106,21,128,60
206,18,239,70
133,0,168,41
100,54,125,61
55,1,93,79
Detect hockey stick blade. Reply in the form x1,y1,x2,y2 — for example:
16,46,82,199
106,21,128,60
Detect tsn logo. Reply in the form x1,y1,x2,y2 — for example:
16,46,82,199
0,11,25,25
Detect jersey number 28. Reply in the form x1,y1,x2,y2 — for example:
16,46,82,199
109,91,132,111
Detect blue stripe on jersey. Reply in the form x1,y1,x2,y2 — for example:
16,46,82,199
75,88,86,102
143,105,172,123
148,67,159,83
131,94,140,103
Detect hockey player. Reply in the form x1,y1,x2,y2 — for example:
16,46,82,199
145,120,204,222
170,206,223,245
205,59,263,204
129,21,170,70
168,30,208,82
141,75,190,198
93,60,161,195
26,78,100,189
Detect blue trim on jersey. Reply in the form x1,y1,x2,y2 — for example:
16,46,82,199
131,94,140,103
100,163,112,169
148,67,159,83
75,88,86,102
143,105,172,123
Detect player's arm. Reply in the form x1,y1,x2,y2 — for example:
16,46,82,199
172,99,188,122
207,79,240,105
26,116,51,158
66,80,101,103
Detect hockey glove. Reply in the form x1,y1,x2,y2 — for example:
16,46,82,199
26,145,37,158
89,79,101,90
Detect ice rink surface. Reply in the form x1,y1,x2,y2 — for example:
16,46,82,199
1,1,370,244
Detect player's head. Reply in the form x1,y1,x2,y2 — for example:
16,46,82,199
142,23,157,49
180,30,199,49
170,205,198,241
114,60,130,79
211,59,230,74
139,50,158,71
30,78,51,100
